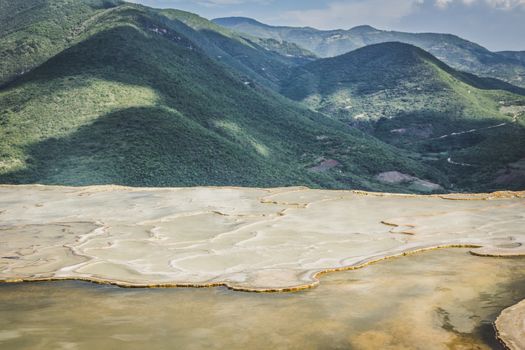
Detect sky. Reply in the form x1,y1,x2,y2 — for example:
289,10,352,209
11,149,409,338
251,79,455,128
128,0,525,51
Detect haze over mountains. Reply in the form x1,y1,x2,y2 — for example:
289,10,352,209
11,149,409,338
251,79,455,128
213,17,525,89
0,0,524,193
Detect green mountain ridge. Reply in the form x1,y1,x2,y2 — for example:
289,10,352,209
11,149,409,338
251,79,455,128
0,0,122,86
0,1,312,91
498,51,525,65
0,1,438,192
1,0,524,193
282,42,525,191
213,17,525,88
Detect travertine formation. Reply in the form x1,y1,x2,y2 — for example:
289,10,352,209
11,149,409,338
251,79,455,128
495,300,525,350
2,249,524,350
1,185,524,292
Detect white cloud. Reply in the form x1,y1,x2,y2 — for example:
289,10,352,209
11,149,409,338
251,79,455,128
435,0,453,8
177,0,272,6
199,0,272,5
435,0,525,8
277,0,524,30
128,0,272,7
128,0,525,50
282,0,422,29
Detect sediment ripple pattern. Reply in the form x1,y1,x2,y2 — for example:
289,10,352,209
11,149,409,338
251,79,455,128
0,185,524,291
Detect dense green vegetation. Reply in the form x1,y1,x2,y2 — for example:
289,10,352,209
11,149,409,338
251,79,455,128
151,8,316,91
0,0,122,86
1,0,524,192
0,1,438,191
282,42,525,191
498,51,525,65
0,0,311,91
213,17,525,88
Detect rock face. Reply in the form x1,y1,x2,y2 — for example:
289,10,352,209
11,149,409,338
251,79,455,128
308,159,341,173
495,158,525,189
0,185,524,291
495,299,525,350
375,171,443,193
376,171,416,184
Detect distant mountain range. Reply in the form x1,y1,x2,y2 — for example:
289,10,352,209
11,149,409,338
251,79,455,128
213,17,525,88
0,0,524,193
498,51,525,65
0,0,436,191
281,42,525,190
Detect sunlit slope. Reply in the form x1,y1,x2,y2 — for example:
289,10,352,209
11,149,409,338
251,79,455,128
0,0,312,91
156,9,316,90
283,42,525,191
283,42,524,122
0,0,125,86
0,6,434,190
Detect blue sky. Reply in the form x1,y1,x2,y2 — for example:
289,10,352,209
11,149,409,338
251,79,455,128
128,0,525,51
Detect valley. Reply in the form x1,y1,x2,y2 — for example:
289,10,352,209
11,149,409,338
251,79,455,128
214,17,525,88
1,1,524,193
1,2,525,350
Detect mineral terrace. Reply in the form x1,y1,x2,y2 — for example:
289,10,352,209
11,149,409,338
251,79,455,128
1,185,524,291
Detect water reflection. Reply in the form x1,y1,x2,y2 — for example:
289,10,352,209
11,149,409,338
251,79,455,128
0,249,524,350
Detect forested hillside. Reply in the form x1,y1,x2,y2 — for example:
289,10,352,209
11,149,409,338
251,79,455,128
0,0,437,192
282,42,525,191
214,17,525,88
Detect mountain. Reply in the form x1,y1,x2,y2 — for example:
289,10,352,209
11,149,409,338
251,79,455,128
498,51,525,65
0,1,438,192
213,17,525,88
282,42,525,191
149,9,317,90
0,0,121,86
0,1,312,90
1,1,523,193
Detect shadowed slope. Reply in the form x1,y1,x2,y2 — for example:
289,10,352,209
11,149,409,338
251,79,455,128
213,17,525,88
0,13,435,190
0,1,313,91
282,42,525,191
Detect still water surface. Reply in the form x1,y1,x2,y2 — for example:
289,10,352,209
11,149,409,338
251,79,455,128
1,249,524,350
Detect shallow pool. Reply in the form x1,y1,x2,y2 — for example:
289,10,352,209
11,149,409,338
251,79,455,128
1,249,524,350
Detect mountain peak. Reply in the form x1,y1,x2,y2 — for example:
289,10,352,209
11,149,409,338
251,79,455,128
213,17,269,28
337,42,434,64
213,17,525,88
349,25,378,33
